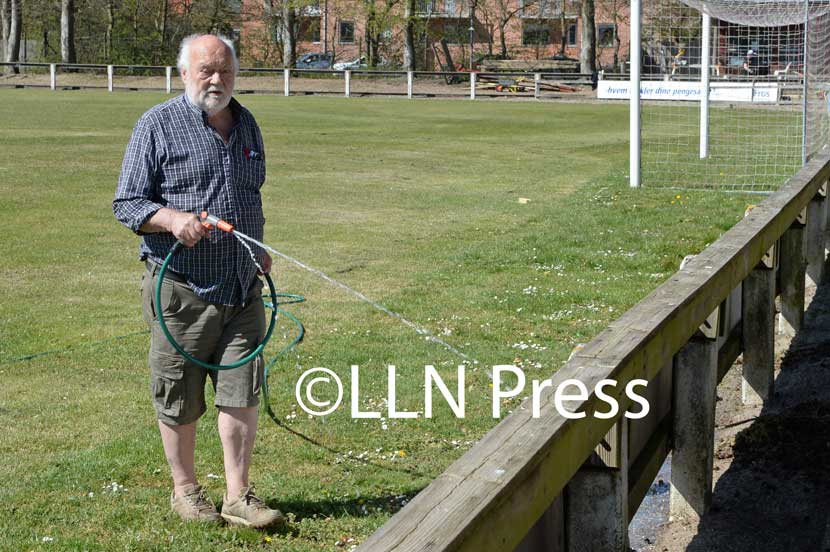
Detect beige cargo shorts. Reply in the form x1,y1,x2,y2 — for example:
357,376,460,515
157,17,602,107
140,262,265,425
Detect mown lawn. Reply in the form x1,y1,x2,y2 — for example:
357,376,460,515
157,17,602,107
0,90,756,550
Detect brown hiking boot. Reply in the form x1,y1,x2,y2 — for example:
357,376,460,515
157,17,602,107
170,484,222,523
221,485,284,529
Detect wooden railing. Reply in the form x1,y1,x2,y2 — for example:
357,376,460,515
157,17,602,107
358,153,830,551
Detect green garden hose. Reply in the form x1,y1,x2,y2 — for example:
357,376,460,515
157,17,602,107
155,237,305,410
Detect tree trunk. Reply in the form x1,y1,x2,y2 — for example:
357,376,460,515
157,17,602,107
157,0,167,64
579,0,595,73
365,1,377,66
498,20,507,58
282,5,296,67
6,0,20,71
403,0,415,71
60,0,76,63
1,0,9,62
106,0,114,62
559,0,566,55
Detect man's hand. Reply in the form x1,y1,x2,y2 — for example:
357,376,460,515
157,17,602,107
259,253,272,275
169,212,208,247
140,208,208,247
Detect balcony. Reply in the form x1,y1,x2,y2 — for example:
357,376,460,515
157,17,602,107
520,0,578,19
298,2,321,16
414,0,469,18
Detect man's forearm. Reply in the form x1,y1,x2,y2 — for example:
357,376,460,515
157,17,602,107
139,207,184,234
140,208,208,247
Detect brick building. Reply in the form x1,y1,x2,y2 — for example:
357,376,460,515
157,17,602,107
240,0,630,70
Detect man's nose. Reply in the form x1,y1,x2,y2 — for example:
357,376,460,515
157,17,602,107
209,71,222,84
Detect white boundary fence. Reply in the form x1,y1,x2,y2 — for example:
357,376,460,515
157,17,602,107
356,152,830,551
0,62,596,100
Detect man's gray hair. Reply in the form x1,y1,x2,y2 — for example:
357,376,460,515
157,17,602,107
177,34,239,74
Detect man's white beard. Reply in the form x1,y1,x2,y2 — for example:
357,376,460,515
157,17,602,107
188,86,231,116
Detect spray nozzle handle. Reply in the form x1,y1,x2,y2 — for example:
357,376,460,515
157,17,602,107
200,211,235,233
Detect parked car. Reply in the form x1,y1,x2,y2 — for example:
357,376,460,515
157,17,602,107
296,53,333,69
333,56,367,71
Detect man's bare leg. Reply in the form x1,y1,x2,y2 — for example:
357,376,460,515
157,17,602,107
158,420,198,497
218,406,258,498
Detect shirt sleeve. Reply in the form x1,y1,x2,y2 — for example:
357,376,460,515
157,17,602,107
113,114,165,234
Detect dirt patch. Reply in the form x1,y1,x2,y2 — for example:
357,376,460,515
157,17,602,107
652,282,830,551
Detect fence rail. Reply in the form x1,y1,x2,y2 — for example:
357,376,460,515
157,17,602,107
357,153,830,551
0,62,598,99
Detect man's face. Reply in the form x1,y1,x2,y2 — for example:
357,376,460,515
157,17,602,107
182,37,235,116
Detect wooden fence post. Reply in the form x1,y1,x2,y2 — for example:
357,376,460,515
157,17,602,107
565,421,629,551
778,211,806,336
806,183,827,285
741,245,776,405
670,324,718,521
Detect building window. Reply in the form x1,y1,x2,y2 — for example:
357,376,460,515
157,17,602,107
523,23,551,45
301,19,321,43
339,21,355,44
597,23,615,47
567,23,577,46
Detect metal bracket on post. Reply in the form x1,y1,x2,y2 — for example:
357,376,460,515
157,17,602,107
699,303,723,340
760,242,778,270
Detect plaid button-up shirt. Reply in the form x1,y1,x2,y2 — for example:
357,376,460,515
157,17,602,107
114,94,266,306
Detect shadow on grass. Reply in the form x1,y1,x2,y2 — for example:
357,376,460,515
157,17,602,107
264,405,431,479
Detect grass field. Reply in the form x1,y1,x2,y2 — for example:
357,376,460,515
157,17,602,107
0,90,758,550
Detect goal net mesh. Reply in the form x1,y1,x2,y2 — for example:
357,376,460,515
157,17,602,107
640,0,830,191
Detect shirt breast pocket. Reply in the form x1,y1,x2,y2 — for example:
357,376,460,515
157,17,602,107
237,156,265,191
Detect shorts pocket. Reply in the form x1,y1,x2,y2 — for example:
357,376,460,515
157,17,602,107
150,350,186,419
143,275,183,322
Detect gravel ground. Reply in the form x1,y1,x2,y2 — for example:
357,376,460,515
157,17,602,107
651,278,830,551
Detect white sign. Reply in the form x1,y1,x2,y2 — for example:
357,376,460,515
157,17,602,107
597,80,779,103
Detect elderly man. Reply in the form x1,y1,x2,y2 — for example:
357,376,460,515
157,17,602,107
113,34,282,528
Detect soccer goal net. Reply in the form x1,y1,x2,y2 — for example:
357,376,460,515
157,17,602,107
634,0,830,191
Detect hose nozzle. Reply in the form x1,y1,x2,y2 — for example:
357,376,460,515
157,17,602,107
200,211,235,233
